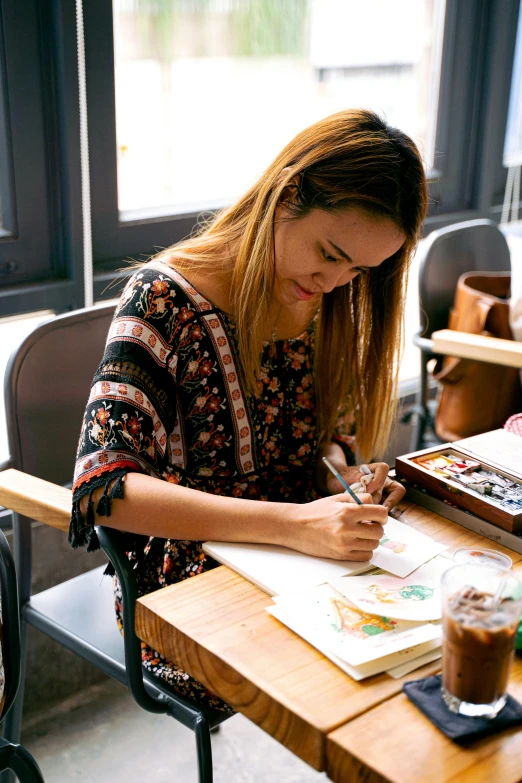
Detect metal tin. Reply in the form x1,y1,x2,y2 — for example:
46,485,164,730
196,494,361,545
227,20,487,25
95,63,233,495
452,547,513,570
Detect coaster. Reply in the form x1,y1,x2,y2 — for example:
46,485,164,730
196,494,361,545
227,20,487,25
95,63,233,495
402,675,522,743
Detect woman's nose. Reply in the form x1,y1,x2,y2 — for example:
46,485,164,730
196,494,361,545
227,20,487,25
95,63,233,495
314,268,356,293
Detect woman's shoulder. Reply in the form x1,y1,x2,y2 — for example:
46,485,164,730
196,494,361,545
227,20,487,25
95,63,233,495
109,261,226,352
120,261,218,315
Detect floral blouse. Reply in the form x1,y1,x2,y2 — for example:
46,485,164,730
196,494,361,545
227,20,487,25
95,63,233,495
69,261,355,707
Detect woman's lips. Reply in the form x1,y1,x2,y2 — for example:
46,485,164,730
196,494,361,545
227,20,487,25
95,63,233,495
293,282,318,301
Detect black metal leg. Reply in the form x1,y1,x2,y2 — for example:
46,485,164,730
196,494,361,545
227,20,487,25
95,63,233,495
3,617,27,745
411,353,430,451
0,740,14,771
194,714,213,783
1,619,28,783
11,744,45,783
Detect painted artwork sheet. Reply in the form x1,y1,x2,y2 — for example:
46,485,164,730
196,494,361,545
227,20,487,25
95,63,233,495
272,583,441,666
266,604,442,681
369,516,448,577
330,556,452,622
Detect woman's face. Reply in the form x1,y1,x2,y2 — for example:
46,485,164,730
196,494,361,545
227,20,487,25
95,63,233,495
272,206,406,307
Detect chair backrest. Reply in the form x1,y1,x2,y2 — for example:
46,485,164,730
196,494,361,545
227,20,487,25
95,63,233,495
3,304,115,605
418,219,511,338
4,304,115,484
0,528,22,722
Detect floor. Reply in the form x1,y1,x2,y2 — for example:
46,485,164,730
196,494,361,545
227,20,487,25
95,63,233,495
23,678,326,783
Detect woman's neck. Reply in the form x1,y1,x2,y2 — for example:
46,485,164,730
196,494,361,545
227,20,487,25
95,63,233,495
166,250,319,341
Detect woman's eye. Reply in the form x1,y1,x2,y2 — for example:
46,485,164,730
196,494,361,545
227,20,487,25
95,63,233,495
353,267,368,274
322,249,337,263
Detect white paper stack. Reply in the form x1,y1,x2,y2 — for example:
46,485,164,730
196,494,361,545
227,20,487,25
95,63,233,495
268,582,442,680
202,541,373,596
204,517,449,680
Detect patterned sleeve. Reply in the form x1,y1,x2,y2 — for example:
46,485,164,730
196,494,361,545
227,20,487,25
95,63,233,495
69,265,187,555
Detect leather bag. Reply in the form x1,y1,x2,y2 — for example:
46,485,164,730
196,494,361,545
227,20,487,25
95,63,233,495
433,271,522,441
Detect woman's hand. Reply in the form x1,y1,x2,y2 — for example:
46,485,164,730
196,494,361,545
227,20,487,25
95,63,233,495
325,462,405,511
288,493,387,561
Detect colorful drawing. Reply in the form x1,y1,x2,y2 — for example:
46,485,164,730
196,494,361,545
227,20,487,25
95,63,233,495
380,537,407,554
366,584,435,604
329,598,397,639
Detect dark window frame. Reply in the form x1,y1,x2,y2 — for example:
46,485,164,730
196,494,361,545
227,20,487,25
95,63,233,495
0,0,85,318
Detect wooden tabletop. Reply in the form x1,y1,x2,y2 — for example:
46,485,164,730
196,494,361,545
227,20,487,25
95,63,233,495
134,500,522,778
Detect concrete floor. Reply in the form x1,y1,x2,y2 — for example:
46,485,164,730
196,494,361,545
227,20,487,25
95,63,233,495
23,678,327,783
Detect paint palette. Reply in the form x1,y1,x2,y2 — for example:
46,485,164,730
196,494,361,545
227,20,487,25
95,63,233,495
396,439,522,533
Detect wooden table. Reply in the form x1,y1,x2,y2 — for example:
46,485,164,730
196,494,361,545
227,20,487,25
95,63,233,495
135,500,522,781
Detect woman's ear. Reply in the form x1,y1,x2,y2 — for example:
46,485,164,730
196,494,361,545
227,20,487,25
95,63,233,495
277,168,302,207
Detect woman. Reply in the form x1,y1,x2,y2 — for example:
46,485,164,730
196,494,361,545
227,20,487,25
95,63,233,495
70,108,428,710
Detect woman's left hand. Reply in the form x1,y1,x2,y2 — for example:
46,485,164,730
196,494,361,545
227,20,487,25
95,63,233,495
325,462,406,512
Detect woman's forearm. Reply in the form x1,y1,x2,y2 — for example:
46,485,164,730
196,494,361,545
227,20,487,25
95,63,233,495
82,472,295,546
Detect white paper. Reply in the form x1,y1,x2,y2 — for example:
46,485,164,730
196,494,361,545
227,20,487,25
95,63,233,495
330,556,453,622
202,541,372,596
386,647,442,679
369,516,448,577
267,604,442,681
273,583,442,666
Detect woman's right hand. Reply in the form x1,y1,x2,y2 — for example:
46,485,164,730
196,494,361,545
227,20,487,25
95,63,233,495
287,493,388,561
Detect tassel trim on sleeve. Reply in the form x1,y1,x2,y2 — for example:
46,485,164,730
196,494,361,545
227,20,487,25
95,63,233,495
69,468,131,575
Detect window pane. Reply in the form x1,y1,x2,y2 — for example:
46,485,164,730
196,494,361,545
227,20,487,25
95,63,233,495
113,0,446,216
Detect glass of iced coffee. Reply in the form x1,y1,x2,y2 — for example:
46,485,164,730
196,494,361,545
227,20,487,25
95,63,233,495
442,564,522,718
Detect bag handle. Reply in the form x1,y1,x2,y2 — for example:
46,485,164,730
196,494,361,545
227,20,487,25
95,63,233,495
433,296,496,382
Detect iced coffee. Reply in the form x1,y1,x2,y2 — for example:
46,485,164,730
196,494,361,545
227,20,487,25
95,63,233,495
441,565,522,718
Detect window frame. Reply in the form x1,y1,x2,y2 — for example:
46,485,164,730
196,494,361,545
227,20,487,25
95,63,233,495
0,0,85,318
425,0,521,232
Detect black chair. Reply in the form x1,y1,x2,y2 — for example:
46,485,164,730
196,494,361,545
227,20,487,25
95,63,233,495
410,219,511,451
0,528,44,782
2,305,231,783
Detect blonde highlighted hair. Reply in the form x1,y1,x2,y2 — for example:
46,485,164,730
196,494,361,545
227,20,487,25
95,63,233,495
156,109,428,461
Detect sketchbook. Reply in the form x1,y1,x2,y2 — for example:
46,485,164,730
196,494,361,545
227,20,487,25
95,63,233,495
330,555,452,622
267,603,441,681
204,517,447,595
272,583,442,667
202,541,373,596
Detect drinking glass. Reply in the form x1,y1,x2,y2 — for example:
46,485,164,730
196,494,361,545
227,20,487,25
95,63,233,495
441,564,522,718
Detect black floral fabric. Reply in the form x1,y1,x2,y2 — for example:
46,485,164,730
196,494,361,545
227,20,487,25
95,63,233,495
70,260,355,711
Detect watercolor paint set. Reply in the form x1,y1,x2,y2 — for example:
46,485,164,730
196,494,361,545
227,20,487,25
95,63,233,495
396,429,522,533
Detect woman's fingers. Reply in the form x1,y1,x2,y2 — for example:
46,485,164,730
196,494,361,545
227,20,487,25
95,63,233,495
355,521,385,540
347,549,376,561
382,480,406,511
353,536,381,550
334,495,388,524
365,462,389,494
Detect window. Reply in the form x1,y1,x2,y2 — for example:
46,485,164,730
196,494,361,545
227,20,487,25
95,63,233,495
112,0,445,216
0,0,84,317
0,0,519,317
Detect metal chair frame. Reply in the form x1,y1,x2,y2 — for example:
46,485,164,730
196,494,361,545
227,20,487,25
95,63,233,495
409,219,511,450
2,306,232,783
0,528,45,782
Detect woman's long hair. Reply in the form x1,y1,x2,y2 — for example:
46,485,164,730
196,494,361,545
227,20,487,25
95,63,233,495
156,109,428,461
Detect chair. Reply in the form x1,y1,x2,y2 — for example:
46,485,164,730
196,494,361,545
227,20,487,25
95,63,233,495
0,528,44,782
1,305,231,783
410,219,511,450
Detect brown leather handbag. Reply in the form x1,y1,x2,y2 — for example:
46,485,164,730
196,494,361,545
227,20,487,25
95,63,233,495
433,272,522,441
